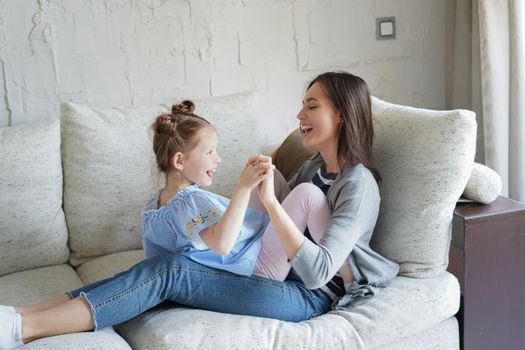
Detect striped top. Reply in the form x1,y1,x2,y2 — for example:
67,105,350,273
307,166,346,299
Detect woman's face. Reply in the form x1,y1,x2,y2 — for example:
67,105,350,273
297,82,341,155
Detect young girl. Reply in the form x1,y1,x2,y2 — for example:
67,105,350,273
141,100,330,281
0,71,399,349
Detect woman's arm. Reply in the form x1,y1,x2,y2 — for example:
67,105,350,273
199,161,271,256
256,156,305,259
290,171,380,288
261,196,306,259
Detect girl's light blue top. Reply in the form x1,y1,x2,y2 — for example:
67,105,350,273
142,185,270,276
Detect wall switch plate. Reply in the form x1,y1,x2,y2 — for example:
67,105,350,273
376,17,396,40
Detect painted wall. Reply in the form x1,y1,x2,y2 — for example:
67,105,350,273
0,0,449,146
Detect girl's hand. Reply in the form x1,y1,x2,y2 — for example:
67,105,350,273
237,159,271,191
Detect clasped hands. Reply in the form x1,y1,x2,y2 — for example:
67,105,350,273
239,154,277,206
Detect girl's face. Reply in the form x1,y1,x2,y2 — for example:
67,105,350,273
296,82,341,155
179,127,221,188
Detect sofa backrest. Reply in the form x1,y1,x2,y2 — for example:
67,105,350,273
0,119,69,277
61,92,262,265
370,97,476,278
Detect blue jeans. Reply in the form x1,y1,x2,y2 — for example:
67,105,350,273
68,254,332,330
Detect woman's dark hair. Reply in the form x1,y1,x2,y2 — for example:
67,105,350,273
308,71,381,184
150,100,213,173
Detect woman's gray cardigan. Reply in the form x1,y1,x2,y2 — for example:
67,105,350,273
288,154,399,307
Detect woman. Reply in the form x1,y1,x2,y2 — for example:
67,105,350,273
0,71,398,349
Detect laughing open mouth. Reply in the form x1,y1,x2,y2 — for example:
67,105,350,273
300,124,313,135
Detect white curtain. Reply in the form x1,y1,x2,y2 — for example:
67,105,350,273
447,0,525,202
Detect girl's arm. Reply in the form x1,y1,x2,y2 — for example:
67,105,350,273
199,161,271,256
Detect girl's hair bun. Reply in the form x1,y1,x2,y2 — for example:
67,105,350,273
154,114,177,134
172,100,195,115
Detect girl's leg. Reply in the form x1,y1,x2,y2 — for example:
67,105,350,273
15,295,71,315
22,297,94,343
16,268,149,343
248,169,290,213
8,254,332,346
253,183,330,281
0,296,93,348
14,269,136,315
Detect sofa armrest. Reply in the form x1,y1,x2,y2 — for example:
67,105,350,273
448,196,525,350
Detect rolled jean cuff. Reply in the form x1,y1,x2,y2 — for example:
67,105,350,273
63,289,100,330
79,291,100,330
67,289,80,299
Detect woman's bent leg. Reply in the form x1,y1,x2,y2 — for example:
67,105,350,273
253,183,330,281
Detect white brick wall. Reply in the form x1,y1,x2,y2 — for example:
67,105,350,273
0,0,448,146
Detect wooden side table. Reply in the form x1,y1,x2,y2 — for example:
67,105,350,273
448,196,525,350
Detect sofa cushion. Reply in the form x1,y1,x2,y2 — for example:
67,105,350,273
61,92,262,265
334,272,459,349
117,307,362,349
115,272,459,349
370,97,476,278
0,119,69,277
0,264,81,306
372,318,459,350
23,327,132,350
76,250,144,285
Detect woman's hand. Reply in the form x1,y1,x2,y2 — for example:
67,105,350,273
247,155,277,207
259,168,277,207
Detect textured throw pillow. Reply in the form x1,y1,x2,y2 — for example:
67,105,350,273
370,97,477,278
62,92,261,265
271,128,315,182
462,162,502,203
0,119,69,276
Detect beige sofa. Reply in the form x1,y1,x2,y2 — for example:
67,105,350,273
0,92,490,349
